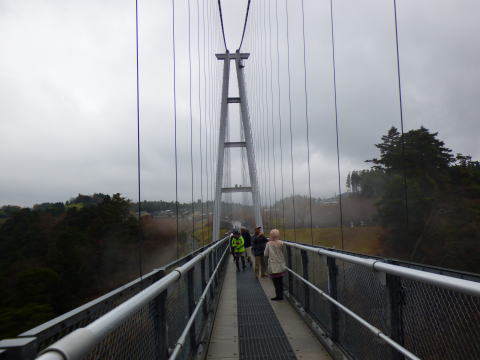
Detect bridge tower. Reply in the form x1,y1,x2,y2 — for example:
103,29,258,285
212,50,262,241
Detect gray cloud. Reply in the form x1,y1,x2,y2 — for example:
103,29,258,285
1,0,479,207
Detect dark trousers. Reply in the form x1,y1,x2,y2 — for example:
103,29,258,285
272,276,284,299
234,253,246,270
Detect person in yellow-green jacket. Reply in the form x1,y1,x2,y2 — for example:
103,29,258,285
231,229,246,272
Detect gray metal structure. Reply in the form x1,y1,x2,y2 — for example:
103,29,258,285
212,51,262,242
0,238,230,360
283,241,480,360
1,237,479,359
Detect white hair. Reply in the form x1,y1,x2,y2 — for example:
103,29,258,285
269,229,280,240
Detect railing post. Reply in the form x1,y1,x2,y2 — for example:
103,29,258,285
208,251,214,301
213,248,219,288
301,250,310,312
327,257,339,342
0,337,38,360
187,268,196,354
150,269,168,359
201,257,208,315
386,274,405,360
286,246,293,293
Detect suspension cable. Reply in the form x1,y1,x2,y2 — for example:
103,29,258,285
285,0,296,241
268,0,278,228
393,0,410,234
171,0,180,257
134,0,143,279
187,0,195,251
208,1,216,228
259,7,268,226
254,8,264,216
252,5,266,225
300,0,314,245
265,0,273,229
217,0,228,51
202,0,210,239
207,3,216,235
329,0,345,249
197,0,205,246
274,0,285,233
261,0,273,230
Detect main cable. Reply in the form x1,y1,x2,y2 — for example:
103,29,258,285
329,0,344,249
238,0,252,51
135,0,143,279
217,0,228,51
300,0,314,245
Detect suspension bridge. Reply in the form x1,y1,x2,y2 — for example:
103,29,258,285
1,0,479,359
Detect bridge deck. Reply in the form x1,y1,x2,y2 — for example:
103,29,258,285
207,258,331,360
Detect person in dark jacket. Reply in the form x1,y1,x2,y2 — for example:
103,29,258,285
241,227,253,267
252,226,268,278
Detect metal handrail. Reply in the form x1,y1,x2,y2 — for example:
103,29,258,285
285,241,480,297
286,268,421,360
168,245,230,360
8,239,217,348
36,237,229,360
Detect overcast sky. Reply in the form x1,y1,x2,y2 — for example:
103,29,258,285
1,0,479,207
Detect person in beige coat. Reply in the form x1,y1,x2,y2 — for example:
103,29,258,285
264,229,286,301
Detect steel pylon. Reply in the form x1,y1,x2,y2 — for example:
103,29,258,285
212,50,262,241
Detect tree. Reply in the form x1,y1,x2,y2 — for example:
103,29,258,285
350,171,360,193
362,126,479,272
0,205,22,219
0,193,141,338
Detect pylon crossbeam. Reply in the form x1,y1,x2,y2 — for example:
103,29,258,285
224,141,246,148
221,186,252,193
215,53,249,60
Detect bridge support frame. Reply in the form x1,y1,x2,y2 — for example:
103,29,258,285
386,274,405,360
327,257,339,342
212,51,262,241
301,250,310,313
186,256,197,353
152,269,168,358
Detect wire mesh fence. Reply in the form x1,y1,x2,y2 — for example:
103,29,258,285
86,241,228,360
0,239,229,360
284,243,480,360
85,299,163,360
400,279,480,360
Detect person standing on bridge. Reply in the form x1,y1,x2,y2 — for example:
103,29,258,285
252,226,267,278
241,227,253,268
231,229,246,271
264,229,286,301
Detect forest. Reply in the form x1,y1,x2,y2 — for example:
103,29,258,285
0,194,179,339
0,126,478,339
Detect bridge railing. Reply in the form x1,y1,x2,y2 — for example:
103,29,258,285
284,241,480,360
0,238,230,360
